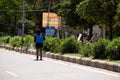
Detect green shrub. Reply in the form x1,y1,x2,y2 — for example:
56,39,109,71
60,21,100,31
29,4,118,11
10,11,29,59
49,38,61,53
43,37,54,51
79,42,93,57
0,37,2,45
43,37,79,54
91,38,109,59
106,37,120,60
60,37,79,54
0,36,10,45
23,35,34,50
9,36,21,48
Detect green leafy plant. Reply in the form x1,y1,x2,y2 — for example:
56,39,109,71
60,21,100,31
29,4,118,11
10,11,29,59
60,37,79,54
0,36,10,45
91,38,109,59
49,38,61,53
9,36,21,48
43,37,54,51
79,42,93,57
106,37,120,60
23,35,34,50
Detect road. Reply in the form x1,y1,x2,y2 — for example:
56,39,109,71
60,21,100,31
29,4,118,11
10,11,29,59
0,48,120,80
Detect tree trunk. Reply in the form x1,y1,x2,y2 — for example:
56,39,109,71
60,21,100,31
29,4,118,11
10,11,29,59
109,25,113,40
109,17,113,40
88,24,93,40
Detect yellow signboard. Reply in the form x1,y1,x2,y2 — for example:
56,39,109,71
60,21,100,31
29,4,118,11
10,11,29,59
42,12,61,29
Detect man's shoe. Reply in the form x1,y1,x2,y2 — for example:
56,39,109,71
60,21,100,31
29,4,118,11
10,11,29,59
36,58,38,60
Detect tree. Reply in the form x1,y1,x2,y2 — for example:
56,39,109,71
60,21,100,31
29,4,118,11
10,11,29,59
76,0,120,40
24,0,43,33
53,0,83,27
0,0,21,35
76,0,103,39
0,0,45,35
100,0,120,40
114,2,120,37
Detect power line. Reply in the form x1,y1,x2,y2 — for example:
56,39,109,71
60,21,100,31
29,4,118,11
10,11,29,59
0,9,47,12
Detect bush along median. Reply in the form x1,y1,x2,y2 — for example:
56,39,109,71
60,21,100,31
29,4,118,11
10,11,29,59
0,35,120,72
0,35,34,51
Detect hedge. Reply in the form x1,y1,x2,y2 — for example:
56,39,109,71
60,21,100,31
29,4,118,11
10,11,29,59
106,37,120,60
0,35,120,60
23,35,34,50
60,37,80,54
79,42,93,57
9,36,21,48
91,38,110,59
0,36,10,45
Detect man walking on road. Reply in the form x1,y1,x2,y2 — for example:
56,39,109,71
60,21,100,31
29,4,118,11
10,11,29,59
34,30,45,60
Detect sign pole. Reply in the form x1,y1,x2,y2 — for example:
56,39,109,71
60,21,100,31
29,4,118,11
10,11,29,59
47,0,52,35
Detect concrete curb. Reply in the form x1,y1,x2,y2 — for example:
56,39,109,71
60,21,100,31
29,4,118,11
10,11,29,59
44,52,120,72
42,51,120,73
1,46,120,73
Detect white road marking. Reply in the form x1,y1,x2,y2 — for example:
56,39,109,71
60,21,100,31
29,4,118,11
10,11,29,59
45,58,120,78
6,71,18,77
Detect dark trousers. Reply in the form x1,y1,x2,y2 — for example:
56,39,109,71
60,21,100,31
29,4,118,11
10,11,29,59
36,47,42,60
35,43,43,60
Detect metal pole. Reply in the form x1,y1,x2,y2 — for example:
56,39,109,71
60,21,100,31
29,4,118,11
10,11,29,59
22,0,25,37
21,0,25,53
47,0,50,26
47,0,51,36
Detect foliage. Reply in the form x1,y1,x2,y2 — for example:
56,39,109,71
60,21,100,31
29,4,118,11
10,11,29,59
76,0,102,23
91,38,109,59
53,0,83,27
114,2,120,37
43,37,55,51
76,0,104,39
0,36,10,45
23,35,34,50
0,0,120,39
106,37,120,60
76,0,120,40
112,25,120,38
0,35,34,50
43,36,61,52
9,36,21,47
0,0,21,34
43,37,80,54
60,37,79,54
79,42,93,57
0,0,44,35
49,38,61,53
0,35,120,60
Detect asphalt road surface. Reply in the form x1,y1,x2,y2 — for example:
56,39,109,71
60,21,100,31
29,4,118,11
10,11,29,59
0,48,120,80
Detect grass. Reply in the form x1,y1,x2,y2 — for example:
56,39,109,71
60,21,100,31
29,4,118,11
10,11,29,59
106,60,120,64
64,53,83,57
63,53,120,64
